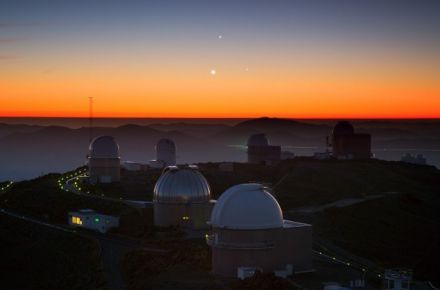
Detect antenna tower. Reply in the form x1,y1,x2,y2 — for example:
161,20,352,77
89,97,94,143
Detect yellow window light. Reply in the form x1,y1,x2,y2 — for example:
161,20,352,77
72,216,83,225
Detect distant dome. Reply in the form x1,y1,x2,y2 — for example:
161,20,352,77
89,136,120,159
247,133,269,147
156,138,176,166
154,165,211,203
210,183,283,230
156,138,176,151
333,121,355,136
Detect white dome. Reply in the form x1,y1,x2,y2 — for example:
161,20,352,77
89,136,120,159
154,165,211,203
210,183,283,230
156,138,176,166
247,133,269,146
156,138,176,150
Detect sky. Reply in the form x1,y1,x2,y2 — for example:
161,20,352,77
1,0,439,118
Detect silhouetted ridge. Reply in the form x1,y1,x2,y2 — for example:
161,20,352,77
235,117,316,129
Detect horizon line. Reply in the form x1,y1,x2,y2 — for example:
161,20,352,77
1,115,440,120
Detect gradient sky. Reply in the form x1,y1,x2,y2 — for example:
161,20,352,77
1,0,439,118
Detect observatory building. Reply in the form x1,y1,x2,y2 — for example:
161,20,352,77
329,121,371,159
207,183,313,277
88,136,121,184
153,165,214,229
156,138,176,167
247,134,281,165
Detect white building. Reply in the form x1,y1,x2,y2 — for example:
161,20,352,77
68,209,119,233
149,159,166,169
207,183,313,277
88,136,121,184
121,161,147,171
401,153,427,165
156,138,176,167
383,268,412,290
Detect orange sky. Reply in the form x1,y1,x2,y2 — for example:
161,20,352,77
1,56,439,118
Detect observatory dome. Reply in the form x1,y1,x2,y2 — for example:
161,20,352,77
89,136,120,159
210,183,283,230
154,165,211,203
247,133,269,147
332,121,355,136
156,138,176,151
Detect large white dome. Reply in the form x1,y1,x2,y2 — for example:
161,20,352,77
154,165,211,203
210,183,283,230
89,136,120,159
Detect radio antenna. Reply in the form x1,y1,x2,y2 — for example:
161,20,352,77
89,97,94,143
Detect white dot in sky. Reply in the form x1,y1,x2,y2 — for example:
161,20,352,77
218,35,222,39
245,67,249,72
210,69,216,76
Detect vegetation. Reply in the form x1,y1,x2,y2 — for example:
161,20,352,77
0,171,147,237
0,214,106,289
273,158,440,209
121,239,216,290
73,159,440,211
2,158,439,287
230,272,298,290
314,192,440,285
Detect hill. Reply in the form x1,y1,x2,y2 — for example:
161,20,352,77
0,213,105,289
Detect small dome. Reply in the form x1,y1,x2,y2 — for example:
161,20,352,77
156,138,177,166
156,138,176,151
247,133,269,147
154,165,211,203
89,136,120,159
333,121,355,136
210,183,284,230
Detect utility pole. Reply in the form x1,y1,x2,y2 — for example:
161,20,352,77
89,97,93,144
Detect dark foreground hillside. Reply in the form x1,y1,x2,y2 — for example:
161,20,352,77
312,193,440,285
0,214,106,289
1,158,439,288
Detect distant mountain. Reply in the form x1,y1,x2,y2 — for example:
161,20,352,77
213,117,330,146
148,122,230,138
0,124,242,181
235,117,318,129
0,123,43,138
0,119,439,180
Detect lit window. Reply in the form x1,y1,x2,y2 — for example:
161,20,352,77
72,216,83,225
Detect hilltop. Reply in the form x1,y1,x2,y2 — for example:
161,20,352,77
1,158,440,287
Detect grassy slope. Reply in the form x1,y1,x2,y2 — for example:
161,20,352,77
273,158,440,209
314,193,440,284
0,172,146,237
0,214,106,290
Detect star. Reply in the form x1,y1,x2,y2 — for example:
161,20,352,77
218,35,223,39
210,69,216,76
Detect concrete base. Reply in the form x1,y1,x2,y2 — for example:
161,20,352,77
154,201,214,229
209,220,313,277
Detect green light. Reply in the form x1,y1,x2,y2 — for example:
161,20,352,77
95,217,100,223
